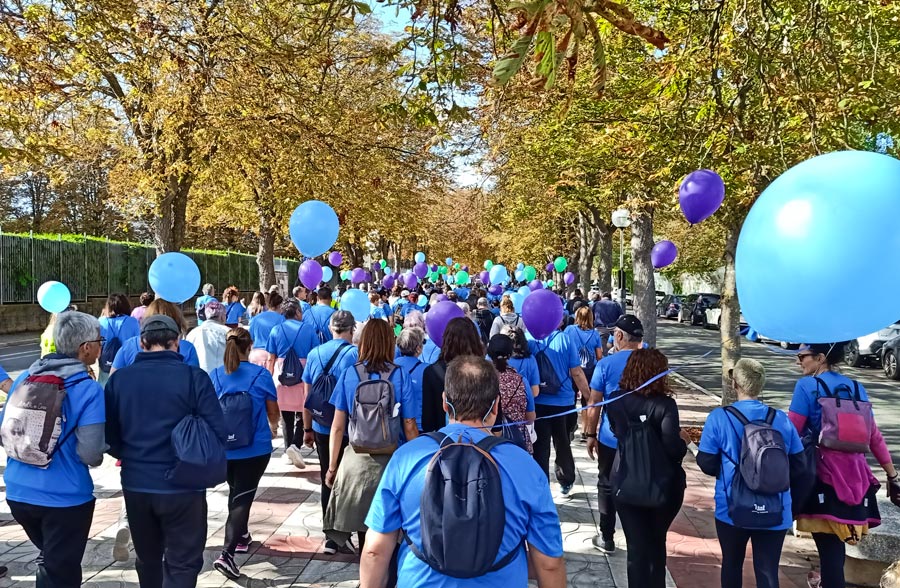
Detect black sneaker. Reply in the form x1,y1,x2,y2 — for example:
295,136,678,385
592,535,615,553
214,552,240,580
323,539,339,555
337,538,357,555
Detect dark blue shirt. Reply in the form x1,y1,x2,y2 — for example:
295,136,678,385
593,299,623,328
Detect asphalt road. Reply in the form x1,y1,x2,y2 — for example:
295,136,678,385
0,341,41,380
656,318,900,454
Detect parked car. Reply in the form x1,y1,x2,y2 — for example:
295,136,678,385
704,300,748,330
848,321,900,367
655,290,666,304
679,293,720,326
656,295,682,319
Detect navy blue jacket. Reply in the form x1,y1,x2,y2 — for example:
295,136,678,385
104,351,227,493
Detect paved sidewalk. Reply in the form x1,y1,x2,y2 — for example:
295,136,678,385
0,440,624,587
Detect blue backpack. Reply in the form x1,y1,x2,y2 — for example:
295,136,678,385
165,373,227,488
278,326,303,387
100,320,122,374
305,343,351,428
535,333,563,396
215,370,261,450
403,432,523,578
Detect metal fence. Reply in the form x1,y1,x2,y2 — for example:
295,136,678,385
0,232,299,303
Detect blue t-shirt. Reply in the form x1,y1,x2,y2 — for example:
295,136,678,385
564,325,601,361
2,369,105,507
195,295,218,324
508,356,539,395
330,361,417,425
225,301,246,325
100,315,141,347
455,287,470,300
0,363,9,382
401,303,425,318
789,371,870,435
301,340,359,435
249,311,285,349
365,423,563,588
699,400,803,529
371,304,389,320
394,355,427,430
527,331,579,407
304,305,336,343
210,362,277,460
589,349,633,449
420,338,441,364
265,320,319,359
111,336,199,370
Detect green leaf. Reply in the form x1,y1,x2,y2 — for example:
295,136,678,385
352,1,372,14
493,34,534,85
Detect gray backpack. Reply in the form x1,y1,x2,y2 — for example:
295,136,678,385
348,363,402,455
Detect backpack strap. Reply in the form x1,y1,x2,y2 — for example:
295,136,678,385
323,342,350,375
287,324,301,353
475,434,509,454
353,361,367,381
764,406,776,425
51,374,97,455
813,376,833,398
408,360,423,375
425,431,448,445
723,405,750,426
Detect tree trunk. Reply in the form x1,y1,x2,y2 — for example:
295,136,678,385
596,221,613,294
630,209,657,346
720,225,742,405
576,209,601,293
153,175,192,254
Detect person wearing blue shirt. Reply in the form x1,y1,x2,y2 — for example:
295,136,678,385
98,293,141,385
584,314,644,553
210,328,280,580
222,286,247,327
697,359,806,588
194,283,217,325
265,301,319,467
300,310,358,555
109,300,200,372
400,290,425,319
1,311,106,587
248,292,285,365
361,355,565,588
291,285,312,314
527,320,589,496
324,319,419,554
506,328,540,398
304,286,336,344
395,327,428,431
0,362,11,393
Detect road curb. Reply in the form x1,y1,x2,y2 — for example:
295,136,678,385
670,371,723,403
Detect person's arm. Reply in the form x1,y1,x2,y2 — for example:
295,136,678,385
267,401,281,438
585,388,604,460
326,409,347,488
489,318,501,338
0,378,11,394
75,424,107,466
266,353,276,375
302,409,315,447
787,379,812,433
696,412,721,476
420,365,444,433
359,529,400,588
104,379,121,459
569,367,589,400
403,419,418,441
528,546,567,588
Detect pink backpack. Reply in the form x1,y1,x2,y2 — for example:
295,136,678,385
814,377,873,453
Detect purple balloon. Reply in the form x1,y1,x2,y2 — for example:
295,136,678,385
328,251,343,266
488,284,503,295
436,294,448,302
382,275,396,289
371,262,381,273
545,262,554,273
298,260,324,290
351,267,366,283
405,273,419,290
651,240,678,269
528,279,544,291
413,262,429,279
679,169,725,224
363,270,372,283
563,271,575,285
522,289,564,340
430,264,439,272
479,270,490,285
425,301,465,347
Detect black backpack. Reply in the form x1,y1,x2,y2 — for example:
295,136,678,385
474,309,493,344
214,370,261,450
312,313,328,345
612,396,674,507
304,343,351,428
100,321,122,374
403,432,523,578
534,333,563,396
278,326,303,387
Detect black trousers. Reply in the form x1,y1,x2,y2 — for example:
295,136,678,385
8,498,94,588
716,519,786,588
315,431,348,520
224,453,271,555
281,411,304,450
812,532,846,588
596,443,617,541
123,490,208,588
533,404,576,486
615,488,683,588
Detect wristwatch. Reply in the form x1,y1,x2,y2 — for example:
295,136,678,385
304,428,313,433
585,433,597,439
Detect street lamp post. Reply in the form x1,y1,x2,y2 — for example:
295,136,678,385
611,208,631,306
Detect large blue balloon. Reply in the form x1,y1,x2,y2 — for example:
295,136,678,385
289,201,339,257
37,281,71,313
414,251,426,263
321,266,333,283
736,151,900,343
340,289,369,322
489,264,509,285
149,253,201,304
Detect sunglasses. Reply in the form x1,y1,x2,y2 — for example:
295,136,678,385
796,352,815,360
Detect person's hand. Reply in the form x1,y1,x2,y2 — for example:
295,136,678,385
325,468,337,489
888,474,900,508
303,431,315,449
587,436,598,461
270,426,278,439
679,428,693,445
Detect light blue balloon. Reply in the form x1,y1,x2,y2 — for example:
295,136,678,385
321,266,333,283
511,292,525,313
37,281,71,313
384,266,393,276
514,269,525,281
414,251,426,263
518,286,531,297
149,252,201,304
516,262,524,270
736,151,900,342
489,264,509,285
289,200,339,257
445,257,453,266
418,294,428,307
340,289,369,322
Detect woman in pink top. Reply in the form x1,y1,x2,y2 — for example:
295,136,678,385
130,292,154,323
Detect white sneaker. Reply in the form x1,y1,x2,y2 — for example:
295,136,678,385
113,525,131,562
282,452,293,464
286,445,306,469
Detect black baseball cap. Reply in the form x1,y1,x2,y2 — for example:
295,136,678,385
141,315,179,336
615,314,644,338
487,334,514,359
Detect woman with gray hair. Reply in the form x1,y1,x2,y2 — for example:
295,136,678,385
402,310,440,363
0,311,106,586
395,327,427,431
186,301,231,374
696,358,808,588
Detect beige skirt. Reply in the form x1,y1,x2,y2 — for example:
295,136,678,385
273,357,307,412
